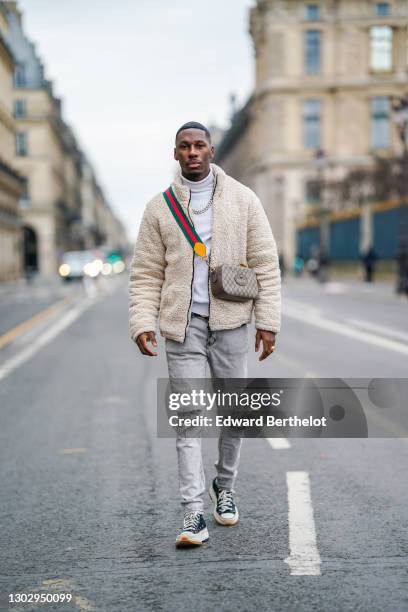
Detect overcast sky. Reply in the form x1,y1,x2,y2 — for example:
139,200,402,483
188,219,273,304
18,0,255,241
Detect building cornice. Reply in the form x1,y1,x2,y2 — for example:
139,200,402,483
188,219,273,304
0,157,24,198
0,156,23,181
0,100,14,131
330,17,408,27
249,154,374,174
255,76,408,98
250,1,408,25
0,31,14,70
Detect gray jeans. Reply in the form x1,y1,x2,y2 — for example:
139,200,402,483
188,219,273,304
165,315,249,511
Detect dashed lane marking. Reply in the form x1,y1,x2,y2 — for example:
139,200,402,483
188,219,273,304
284,471,321,576
266,438,291,449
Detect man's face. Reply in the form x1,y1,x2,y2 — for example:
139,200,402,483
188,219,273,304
174,128,215,181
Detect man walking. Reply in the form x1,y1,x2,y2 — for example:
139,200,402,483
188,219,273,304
129,121,281,547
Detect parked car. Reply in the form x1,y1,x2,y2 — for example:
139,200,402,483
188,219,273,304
58,250,103,281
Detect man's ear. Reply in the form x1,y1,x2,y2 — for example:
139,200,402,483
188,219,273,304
174,147,178,161
210,146,215,159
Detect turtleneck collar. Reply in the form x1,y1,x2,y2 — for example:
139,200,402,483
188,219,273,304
171,163,225,209
181,168,214,192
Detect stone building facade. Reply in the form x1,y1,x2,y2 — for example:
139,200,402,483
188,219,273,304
215,0,408,264
2,1,128,279
0,1,23,281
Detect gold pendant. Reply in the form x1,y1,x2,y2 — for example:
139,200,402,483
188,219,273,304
194,242,207,258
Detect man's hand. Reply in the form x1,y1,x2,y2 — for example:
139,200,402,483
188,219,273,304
255,329,276,361
136,331,158,356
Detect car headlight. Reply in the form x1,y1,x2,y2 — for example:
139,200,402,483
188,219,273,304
59,264,71,277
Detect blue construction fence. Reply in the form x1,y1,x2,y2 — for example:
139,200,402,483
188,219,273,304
296,207,401,261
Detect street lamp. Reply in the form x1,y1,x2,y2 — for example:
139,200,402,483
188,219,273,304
313,148,330,283
391,93,408,295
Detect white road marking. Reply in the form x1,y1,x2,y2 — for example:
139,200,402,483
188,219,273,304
0,297,96,382
266,437,291,449
283,299,322,318
284,303,408,355
284,471,321,576
346,317,408,344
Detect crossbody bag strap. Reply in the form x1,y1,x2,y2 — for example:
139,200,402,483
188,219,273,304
162,186,207,259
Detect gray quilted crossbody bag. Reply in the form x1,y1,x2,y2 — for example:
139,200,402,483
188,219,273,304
210,264,258,302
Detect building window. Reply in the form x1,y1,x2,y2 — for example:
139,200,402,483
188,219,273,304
14,63,27,87
376,3,390,16
304,30,321,74
370,26,393,71
303,99,322,149
19,177,30,208
371,97,390,149
16,132,28,156
306,4,320,20
14,100,27,118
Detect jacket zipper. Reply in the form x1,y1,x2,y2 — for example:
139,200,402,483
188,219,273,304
183,190,194,342
207,251,212,330
183,176,218,341
207,176,217,331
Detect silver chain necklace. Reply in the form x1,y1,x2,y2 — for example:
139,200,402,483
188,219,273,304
192,195,214,215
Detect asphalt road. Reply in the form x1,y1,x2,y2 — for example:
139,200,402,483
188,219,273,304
0,275,407,611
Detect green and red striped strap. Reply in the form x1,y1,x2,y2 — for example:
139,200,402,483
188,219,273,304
162,186,207,258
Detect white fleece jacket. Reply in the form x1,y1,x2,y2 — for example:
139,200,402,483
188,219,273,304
129,163,281,344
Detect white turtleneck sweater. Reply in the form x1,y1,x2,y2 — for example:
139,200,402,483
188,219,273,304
181,169,214,317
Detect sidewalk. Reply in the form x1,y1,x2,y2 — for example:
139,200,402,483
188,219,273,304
0,272,124,306
0,274,71,303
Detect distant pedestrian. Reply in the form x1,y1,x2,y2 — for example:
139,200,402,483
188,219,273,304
318,250,330,283
361,247,377,283
307,246,320,278
279,253,285,279
294,254,305,277
129,122,281,548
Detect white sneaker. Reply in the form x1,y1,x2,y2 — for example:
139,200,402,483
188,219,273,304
175,511,209,547
209,478,239,526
